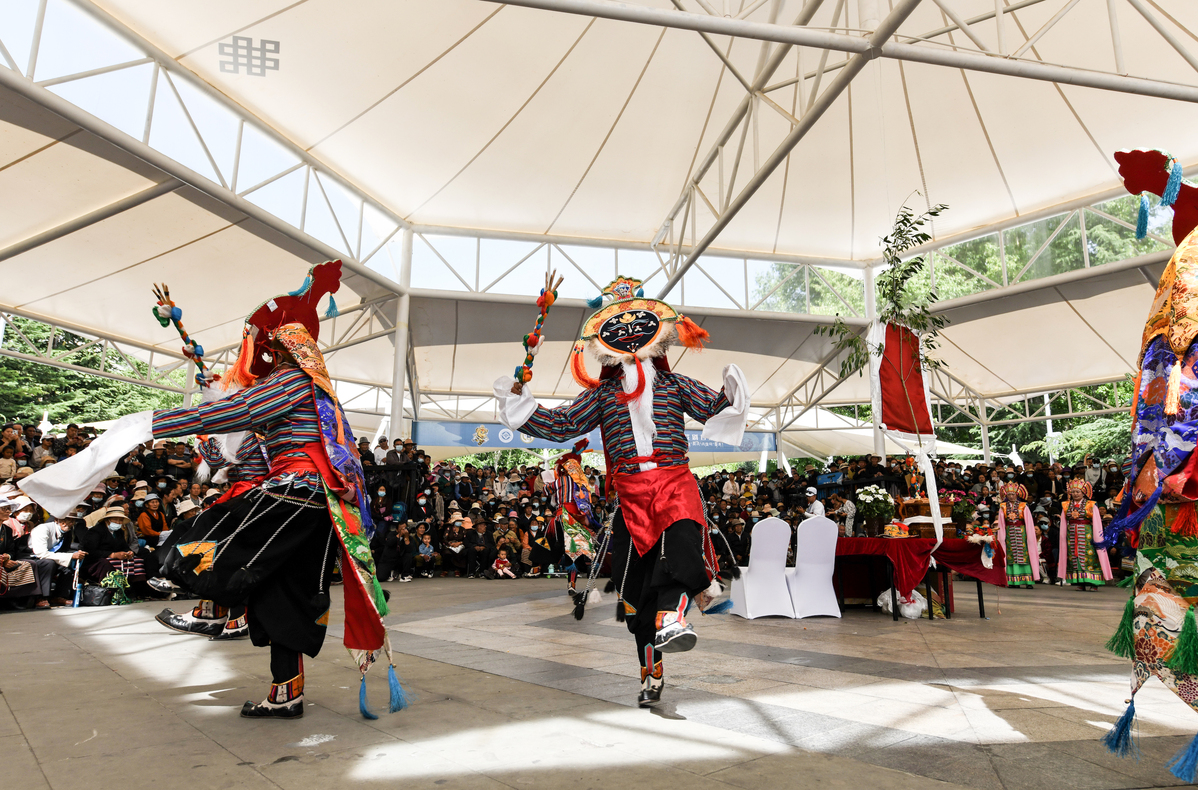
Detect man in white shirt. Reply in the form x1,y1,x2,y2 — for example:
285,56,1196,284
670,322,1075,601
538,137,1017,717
28,506,86,604
801,487,824,519
374,438,390,465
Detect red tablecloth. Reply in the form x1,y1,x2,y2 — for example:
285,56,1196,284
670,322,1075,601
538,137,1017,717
835,537,1007,597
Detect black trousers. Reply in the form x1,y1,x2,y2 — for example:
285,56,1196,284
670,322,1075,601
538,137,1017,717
165,485,338,658
610,513,709,668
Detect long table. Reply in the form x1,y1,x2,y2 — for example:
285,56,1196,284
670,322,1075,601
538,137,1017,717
834,537,1007,620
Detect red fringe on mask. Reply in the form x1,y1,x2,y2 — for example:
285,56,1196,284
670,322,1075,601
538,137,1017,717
675,315,709,350
224,332,257,389
570,342,600,390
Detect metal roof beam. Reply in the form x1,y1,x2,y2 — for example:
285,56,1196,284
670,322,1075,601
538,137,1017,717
652,0,925,298
0,179,181,263
489,0,1198,102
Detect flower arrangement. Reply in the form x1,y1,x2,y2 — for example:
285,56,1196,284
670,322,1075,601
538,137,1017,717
942,489,982,521
856,485,895,521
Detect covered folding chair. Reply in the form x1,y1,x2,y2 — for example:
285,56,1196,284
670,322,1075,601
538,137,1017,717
729,517,796,619
786,515,841,619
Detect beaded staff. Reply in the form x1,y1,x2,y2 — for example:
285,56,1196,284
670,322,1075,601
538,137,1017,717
512,270,563,393
152,283,211,387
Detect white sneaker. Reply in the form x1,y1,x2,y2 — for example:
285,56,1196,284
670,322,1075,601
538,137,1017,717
147,578,175,595
398,576,412,583
654,612,697,653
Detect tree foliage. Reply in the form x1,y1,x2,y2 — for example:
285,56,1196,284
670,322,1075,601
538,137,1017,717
0,317,182,425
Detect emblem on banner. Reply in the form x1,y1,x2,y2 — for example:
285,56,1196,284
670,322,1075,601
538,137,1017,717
472,425,489,446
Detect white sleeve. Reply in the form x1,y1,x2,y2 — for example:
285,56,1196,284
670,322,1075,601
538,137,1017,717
492,377,538,431
701,364,749,446
19,411,155,518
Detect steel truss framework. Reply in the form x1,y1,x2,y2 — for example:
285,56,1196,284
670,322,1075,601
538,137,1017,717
0,0,1178,446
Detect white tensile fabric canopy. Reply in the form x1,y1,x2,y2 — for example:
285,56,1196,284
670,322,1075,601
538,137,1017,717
0,0,1192,452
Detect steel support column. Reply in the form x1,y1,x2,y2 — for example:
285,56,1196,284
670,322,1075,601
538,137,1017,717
389,228,414,441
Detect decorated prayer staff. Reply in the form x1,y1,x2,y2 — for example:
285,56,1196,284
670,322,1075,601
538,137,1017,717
1100,149,1198,781
513,269,564,387
151,283,211,387
493,274,749,709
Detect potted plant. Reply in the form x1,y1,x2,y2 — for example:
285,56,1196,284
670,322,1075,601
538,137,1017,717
856,485,895,537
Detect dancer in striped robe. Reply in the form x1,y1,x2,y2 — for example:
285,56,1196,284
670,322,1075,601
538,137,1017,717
495,276,748,708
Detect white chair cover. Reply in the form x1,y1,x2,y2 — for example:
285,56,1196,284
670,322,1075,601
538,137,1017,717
730,517,796,619
786,515,841,619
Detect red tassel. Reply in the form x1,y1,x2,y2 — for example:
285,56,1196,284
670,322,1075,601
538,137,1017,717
1166,360,1183,416
224,332,257,389
675,315,709,350
615,356,647,405
570,343,600,390
1174,502,1198,537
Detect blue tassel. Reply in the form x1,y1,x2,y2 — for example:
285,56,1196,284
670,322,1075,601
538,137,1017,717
1168,731,1198,782
325,294,339,319
1136,193,1150,240
388,665,409,713
1101,484,1160,548
289,275,312,297
635,288,645,297
1102,698,1139,759
359,675,378,720
703,599,734,615
586,295,604,309
1164,159,1183,207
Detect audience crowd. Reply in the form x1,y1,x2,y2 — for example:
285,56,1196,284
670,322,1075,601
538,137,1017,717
0,416,1130,610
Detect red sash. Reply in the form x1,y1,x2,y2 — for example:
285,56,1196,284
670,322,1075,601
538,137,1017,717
611,464,705,556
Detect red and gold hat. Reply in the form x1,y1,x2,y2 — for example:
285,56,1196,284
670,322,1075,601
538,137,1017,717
225,260,342,386
1067,478,1092,499
998,481,1028,501
570,276,709,388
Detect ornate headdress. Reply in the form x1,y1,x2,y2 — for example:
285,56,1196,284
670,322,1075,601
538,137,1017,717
998,481,1027,501
570,276,709,389
1067,478,1092,500
226,260,342,387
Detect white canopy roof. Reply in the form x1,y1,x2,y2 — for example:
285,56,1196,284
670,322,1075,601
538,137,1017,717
0,0,1191,451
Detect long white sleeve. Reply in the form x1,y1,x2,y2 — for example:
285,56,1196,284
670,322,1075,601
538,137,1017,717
702,364,749,446
19,411,154,518
492,377,538,431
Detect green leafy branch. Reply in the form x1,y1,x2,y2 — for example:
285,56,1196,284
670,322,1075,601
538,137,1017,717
814,201,948,377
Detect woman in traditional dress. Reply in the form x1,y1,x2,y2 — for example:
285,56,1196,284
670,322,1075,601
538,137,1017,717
996,481,1039,588
1057,478,1113,590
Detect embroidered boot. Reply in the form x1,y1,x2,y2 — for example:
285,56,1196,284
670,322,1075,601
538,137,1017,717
155,600,227,638
653,595,697,653
638,658,665,708
211,607,250,641
241,672,304,719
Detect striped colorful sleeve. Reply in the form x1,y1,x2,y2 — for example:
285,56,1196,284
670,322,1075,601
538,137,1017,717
195,438,227,471
153,369,311,438
521,386,603,442
674,373,730,423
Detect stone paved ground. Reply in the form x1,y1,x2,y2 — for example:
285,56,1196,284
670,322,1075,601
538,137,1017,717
2,576,1194,789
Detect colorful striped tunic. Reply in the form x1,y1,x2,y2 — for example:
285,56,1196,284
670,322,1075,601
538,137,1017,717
154,367,321,492
521,371,730,471
196,432,270,483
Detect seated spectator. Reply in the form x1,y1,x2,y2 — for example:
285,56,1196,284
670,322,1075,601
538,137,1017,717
0,497,63,609
415,532,440,578
78,506,151,596
137,494,169,544
440,523,467,577
464,516,495,578
0,445,16,482
27,505,88,604
492,549,516,579
30,436,55,469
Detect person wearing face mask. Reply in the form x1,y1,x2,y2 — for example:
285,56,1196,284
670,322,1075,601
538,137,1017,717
78,505,152,595
24,504,88,606
4,496,39,539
